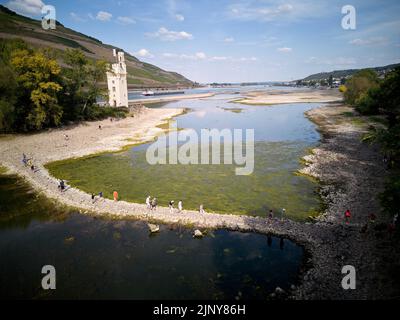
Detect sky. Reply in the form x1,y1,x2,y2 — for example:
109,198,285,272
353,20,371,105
2,0,400,83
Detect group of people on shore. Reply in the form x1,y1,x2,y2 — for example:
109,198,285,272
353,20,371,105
145,196,205,214
22,153,38,172
344,209,398,234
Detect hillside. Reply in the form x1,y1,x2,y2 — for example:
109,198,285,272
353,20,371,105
0,5,193,88
302,63,400,81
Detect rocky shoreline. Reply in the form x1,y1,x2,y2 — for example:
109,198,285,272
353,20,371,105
0,102,396,299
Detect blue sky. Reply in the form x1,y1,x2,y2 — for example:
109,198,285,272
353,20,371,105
2,0,400,82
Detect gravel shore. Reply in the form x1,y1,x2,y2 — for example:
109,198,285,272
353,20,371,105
0,102,397,299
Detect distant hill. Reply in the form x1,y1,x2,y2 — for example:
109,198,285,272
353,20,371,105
0,5,193,88
302,63,400,81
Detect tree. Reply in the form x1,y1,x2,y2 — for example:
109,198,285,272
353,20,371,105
0,38,28,132
82,59,108,114
344,69,379,106
11,49,63,130
0,60,17,132
60,49,109,121
358,67,400,216
375,67,400,128
328,75,333,87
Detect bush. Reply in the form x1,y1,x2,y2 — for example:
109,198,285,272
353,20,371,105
84,105,128,120
355,86,380,115
344,69,379,106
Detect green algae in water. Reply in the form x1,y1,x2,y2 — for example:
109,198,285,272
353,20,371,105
46,140,321,220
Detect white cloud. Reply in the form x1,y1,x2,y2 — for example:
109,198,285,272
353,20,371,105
146,27,193,41
96,11,112,21
227,1,329,23
134,49,154,58
70,12,86,22
277,47,292,53
163,52,257,63
228,2,294,22
224,37,235,43
306,56,357,66
349,37,388,46
162,52,206,60
210,56,229,61
175,14,185,21
5,0,45,16
195,52,207,59
117,16,135,25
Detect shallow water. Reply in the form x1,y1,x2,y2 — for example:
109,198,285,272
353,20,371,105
0,173,303,299
47,97,321,220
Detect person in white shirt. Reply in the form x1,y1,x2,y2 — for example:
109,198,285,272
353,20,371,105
146,196,151,209
199,204,205,214
178,200,183,213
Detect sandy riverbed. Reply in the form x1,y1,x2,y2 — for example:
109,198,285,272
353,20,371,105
233,88,343,105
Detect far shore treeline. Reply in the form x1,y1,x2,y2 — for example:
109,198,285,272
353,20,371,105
0,38,127,133
341,67,400,218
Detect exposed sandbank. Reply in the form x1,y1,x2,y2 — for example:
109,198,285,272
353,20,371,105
232,88,343,105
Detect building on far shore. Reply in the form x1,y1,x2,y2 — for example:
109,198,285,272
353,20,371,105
107,49,128,107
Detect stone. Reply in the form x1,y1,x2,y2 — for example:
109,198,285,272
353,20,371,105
148,223,160,233
193,229,203,238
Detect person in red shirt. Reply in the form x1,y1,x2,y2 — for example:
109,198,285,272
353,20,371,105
344,209,351,224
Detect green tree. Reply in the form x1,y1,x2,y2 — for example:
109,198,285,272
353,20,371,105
344,69,379,106
60,49,109,121
0,61,17,132
328,75,333,87
359,68,400,216
11,49,63,130
0,38,28,132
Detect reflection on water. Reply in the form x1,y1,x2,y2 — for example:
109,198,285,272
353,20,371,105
47,98,321,219
0,173,303,299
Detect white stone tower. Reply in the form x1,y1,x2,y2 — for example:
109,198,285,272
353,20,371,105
107,49,128,107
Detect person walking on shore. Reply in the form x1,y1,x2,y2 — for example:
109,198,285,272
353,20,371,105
151,197,157,210
91,193,96,204
199,204,205,214
344,209,351,224
268,209,273,220
146,195,151,209
169,200,174,213
113,191,119,201
22,153,27,166
178,200,183,213
58,180,65,192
